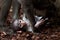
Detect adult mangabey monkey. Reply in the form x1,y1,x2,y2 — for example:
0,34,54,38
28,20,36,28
18,0,57,33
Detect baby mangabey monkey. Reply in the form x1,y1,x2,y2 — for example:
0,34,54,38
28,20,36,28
12,14,48,33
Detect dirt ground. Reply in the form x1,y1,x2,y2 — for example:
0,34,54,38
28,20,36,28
0,25,60,40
